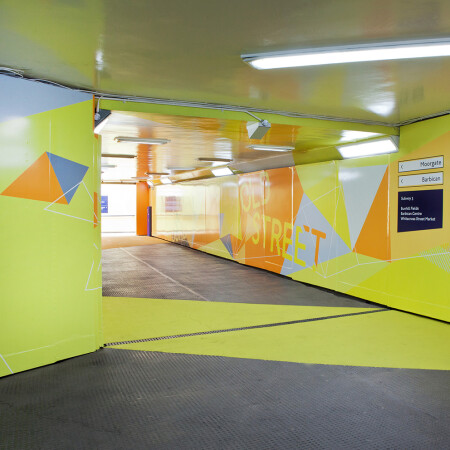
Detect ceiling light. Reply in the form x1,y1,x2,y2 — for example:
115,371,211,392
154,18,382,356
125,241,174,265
212,167,233,177
167,166,196,171
146,172,170,176
198,157,233,163
102,179,138,184
94,109,111,134
101,164,117,168
160,177,172,184
102,153,136,158
242,39,450,70
248,145,295,152
114,137,170,145
337,137,398,159
131,177,150,180
101,181,137,185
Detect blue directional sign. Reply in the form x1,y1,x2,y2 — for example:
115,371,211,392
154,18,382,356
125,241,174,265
101,195,109,214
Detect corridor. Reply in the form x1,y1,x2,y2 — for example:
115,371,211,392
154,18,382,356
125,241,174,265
1,237,448,449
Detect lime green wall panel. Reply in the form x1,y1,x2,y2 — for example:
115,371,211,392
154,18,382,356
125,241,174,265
0,79,101,377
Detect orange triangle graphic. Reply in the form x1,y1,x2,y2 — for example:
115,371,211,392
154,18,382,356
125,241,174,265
354,168,390,261
94,191,98,228
1,153,68,204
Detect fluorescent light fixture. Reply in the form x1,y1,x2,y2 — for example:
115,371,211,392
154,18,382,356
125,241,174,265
102,153,136,159
146,172,170,176
160,177,172,184
167,166,196,171
94,120,108,135
131,177,150,180
114,137,170,145
101,181,137,185
337,137,398,159
242,38,450,70
198,157,233,163
94,109,111,134
101,164,117,168
212,167,233,177
248,145,295,152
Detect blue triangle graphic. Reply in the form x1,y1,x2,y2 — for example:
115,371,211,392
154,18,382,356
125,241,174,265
220,234,233,257
281,193,351,276
47,153,89,203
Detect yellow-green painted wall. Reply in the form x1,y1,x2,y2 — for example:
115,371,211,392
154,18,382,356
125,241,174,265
0,76,102,377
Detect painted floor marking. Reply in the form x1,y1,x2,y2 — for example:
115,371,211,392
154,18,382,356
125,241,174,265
105,308,387,346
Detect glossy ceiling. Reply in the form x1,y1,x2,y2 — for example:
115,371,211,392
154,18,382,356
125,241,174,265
1,0,450,125
99,109,388,184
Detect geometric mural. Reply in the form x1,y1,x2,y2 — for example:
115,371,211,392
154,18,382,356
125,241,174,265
0,72,100,379
353,168,391,261
281,192,351,276
220,234,234,258
1,152,88,204
419,243,450,273
47,152,89,203
0,76,91,125
152,119,450,323
340,164,388,249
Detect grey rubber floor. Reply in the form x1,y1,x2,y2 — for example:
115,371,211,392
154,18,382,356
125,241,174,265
1,349,449,450
102,243,378,307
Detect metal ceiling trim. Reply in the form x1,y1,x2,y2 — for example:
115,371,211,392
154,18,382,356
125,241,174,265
394,109,450,126
0,69,447,128
97,94,394,127
91,95,449,128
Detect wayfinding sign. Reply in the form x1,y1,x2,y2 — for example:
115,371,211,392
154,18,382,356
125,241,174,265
398,172,443,188
101,195,108,213
398,156,443,173
398,190,443,232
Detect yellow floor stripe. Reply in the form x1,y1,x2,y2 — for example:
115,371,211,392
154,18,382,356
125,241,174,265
105,297,450,370
116,311,450,370
103,296,374,343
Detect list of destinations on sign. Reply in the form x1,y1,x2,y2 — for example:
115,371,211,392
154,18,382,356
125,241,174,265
398,190,443,232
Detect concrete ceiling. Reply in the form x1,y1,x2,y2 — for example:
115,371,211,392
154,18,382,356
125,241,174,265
1,0,449,125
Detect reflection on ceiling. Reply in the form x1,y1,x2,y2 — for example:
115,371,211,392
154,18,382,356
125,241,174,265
1,1,449,125
99,109,387,185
